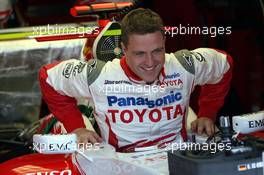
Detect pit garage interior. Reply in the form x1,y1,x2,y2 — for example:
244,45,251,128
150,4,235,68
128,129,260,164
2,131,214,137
0,0,263,163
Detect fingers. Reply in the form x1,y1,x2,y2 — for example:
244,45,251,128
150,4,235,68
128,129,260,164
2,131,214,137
191,119,205,135
205,123,213,136
91,132,103,143
73,128,103,145
206,119,215,136
191,120,198,133
86,132,101,144
211,124,216,135
191,118,215,136
197,122,204,135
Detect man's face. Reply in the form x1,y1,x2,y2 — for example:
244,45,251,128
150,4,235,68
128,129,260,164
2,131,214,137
122,31,166,83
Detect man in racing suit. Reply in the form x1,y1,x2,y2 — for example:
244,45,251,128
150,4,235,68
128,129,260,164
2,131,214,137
39,8,233,152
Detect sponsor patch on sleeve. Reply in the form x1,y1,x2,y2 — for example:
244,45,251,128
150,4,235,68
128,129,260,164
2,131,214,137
191,51,206,62
86,59,106,85
173,49,195,74
62,61,86,78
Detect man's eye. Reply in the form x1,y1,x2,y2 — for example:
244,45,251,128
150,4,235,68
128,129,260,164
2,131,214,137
153,49,163,54
135,52,144,56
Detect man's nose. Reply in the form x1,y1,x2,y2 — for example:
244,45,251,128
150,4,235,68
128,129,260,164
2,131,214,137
144,54,154,67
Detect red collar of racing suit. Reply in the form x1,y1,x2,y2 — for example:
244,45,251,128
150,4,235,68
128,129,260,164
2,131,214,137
120,56,165,84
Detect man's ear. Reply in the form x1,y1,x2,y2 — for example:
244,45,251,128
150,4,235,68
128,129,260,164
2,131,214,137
121,42,127,56
163,36,166,50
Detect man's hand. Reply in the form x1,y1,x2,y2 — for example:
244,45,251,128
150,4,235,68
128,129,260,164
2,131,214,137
191,117,215,136
73,128,103,144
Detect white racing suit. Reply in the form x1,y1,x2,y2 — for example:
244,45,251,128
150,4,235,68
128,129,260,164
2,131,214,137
39,48,233,152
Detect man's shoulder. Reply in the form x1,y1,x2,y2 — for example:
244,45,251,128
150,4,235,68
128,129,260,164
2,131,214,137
86,58,121,71
86,58,123,85
165,50,195,75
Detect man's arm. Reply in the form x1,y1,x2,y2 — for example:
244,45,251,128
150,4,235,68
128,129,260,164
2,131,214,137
39,60,86,132
193,48,233,135
39,59,105,143
178,48,233,135
197,49,233,120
